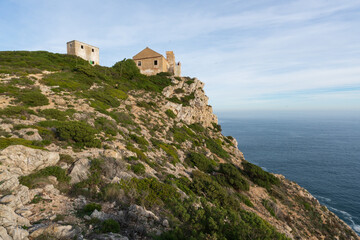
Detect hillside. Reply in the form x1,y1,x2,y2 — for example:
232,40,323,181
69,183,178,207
0,51,358,240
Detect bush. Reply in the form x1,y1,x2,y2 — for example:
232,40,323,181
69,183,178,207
54,121,101,148
212,122,222,132
59,154,75,164
17,88,49,106
110,111,134,125
19,166,70,189
95,117,118,136
165,109,176,119
112,59,140,79
39,109,68,121
82,203,102,215
131,163,145,174
242,161,280,190
0,106,35,118
129,134,149,146
100,219,121,233
205,138,229,159
0,138,44,150
215,163,249,191
185,152,216,172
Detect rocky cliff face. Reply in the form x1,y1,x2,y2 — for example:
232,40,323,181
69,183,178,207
0,51,358,240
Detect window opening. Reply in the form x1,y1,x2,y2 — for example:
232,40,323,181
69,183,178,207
154,60,158,66
92,49,94,52
81,45,84,49
138,61,141,66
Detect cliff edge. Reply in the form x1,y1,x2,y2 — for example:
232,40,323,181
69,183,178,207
0,51,358,240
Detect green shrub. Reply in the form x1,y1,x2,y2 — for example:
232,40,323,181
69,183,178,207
159,143,179,164
174,88,184,94
52,121,100,148
212,122,222,132
215,163,249,191
0,138,44,150
180,92,195,106
39,109,68,121
262,199,276,217
100,219,121,233
19,166,70,189
131,163,145,174
118,177,180,208
242,161,280,190
95,117,118,136
167,96,182,104
136,101,156,110
82,203,102,215
126,144,148,162
59,154,75,164
189,123,205,133
185,152,216,172
129,134,149,146
112,59,140,79
72,159,104,198
17,88,49,106
205,138,229,159
0,106,35,119
165,109,176,119
110,111,134,125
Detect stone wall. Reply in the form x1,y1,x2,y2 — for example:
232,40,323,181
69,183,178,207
135,56,168,76
66,40,99,65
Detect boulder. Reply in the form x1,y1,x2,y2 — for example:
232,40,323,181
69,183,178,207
0,145,59,175
30,224,77,239
69,158,90,184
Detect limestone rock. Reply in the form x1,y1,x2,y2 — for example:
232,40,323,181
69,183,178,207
30,224,77,239
0,226,12,240
69,158,90,184
128,204,159,222
0,145,59,175
16,128,42,141
0,168,19,192
94,233,129,240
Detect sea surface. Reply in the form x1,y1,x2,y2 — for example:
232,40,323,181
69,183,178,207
218,112,360,235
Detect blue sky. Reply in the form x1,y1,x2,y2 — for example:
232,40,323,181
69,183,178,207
1,0,360,112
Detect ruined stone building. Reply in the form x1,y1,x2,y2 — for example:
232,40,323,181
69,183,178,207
66,40,99,65
133,47,181,76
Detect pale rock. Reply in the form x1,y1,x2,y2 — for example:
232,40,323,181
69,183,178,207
0,195,15,204
43,184,60,195
0,168,20,192
30,224,77,239
0,124,13,132
128,204,159,222
0,226,12,240
9,227,29,240
69,158,90,184
102,149,122,159
17,128,42,141
47,176,58,185
162,219,169,228
0,145,59,175
90,210,111,221
96,233,129,240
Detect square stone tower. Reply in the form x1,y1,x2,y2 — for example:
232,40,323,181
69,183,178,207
66,40,99,65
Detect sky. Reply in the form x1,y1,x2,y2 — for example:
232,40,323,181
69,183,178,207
1,0,360,113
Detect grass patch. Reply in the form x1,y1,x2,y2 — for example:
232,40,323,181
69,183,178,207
185,152,216,172
242,161,280,190
131,163,146,174
165,109,176,119
0,137,45,150
19,166,70,189
205,138,229,159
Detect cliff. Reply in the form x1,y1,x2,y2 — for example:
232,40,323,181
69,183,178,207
0,51,358,240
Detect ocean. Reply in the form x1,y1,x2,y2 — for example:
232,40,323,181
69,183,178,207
218,112,360,235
